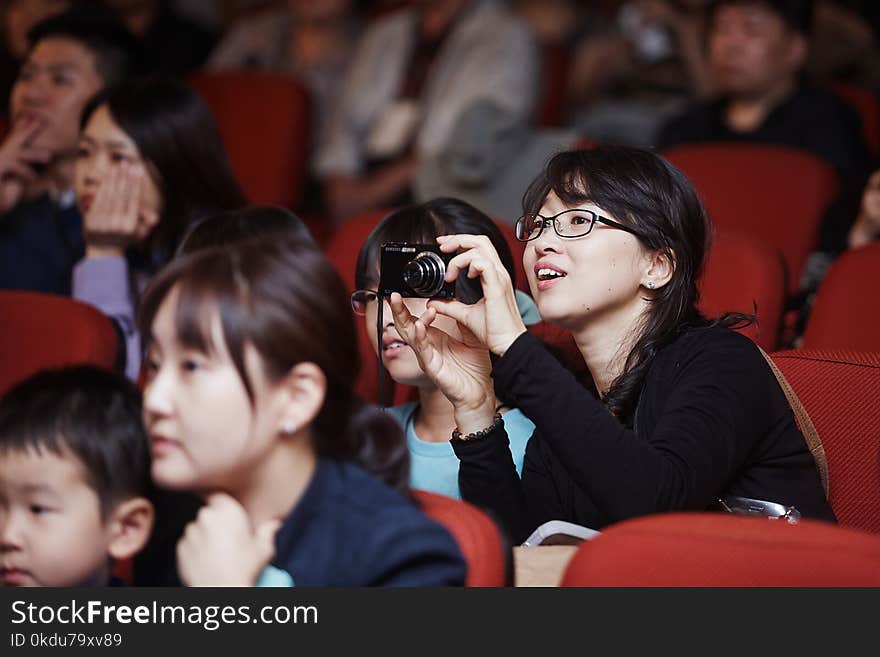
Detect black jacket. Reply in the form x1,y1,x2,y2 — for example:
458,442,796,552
453,327,835,543
271,459,466,586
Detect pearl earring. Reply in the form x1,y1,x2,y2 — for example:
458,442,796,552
281,420,298,435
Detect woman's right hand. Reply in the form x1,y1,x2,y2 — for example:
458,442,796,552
849,170,880,248
389,293,498,433
430,234,528,357
0,116,50,214
82,162,157,258
177,493,281,587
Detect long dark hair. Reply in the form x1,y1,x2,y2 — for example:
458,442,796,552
355,197,517,304
81,76,247,263
523,146,751,421
137,237,408,491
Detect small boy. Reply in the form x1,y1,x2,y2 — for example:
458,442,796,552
0,366,153,587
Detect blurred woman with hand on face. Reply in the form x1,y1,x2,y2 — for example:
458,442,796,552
72,76,245,380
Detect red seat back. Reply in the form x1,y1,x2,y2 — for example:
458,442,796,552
770,349,880,533
0,291,119,396
413,490,509,586
188,72,311,209
698,232,786,350
561,512,880,586
801,243,880,352
662,143,838,289
831,81,880,159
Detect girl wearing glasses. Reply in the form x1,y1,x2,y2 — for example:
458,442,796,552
353,198,536,501
390,146,835,542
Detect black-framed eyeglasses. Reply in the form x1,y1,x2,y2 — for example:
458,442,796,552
515,209,641,242
351,289,379,316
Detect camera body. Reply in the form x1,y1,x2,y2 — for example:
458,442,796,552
379,242,456,299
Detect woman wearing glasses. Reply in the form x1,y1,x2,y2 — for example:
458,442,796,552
390,146,835,542
352,198,536,501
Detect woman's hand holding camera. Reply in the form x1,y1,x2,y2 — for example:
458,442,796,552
431,234,527,357
177,493,281,587
83,162,158,258
389,233,528,434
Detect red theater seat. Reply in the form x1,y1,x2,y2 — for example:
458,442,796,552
698,232,786,350
0,291,119,396
801,242,880,352
414,490,509,586
662,143,837,290
189,72,311,209
770,349,880,534
561,512,880,586
831,81,880,159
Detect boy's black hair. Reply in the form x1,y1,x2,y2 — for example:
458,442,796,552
0,366,151,517
709,0,814,36
26,7,142,86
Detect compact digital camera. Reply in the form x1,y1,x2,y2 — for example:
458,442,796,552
379,242,456,299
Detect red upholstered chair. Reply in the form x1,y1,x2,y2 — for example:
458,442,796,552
0,291,119,396
830,81,880,159
698,232,786,351
770,349,880,534
800,243,880,352
662,143,838,290
413,490,509,586
560,512,880,586
188,72,311,208
535,41,571,128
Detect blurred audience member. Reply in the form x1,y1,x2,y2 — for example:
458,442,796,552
314,0,538,224
0,8,137,296
72,77,246,381
657,0,872,273
208,0,361,142
0,0,70,119
658,0,868,180
102,0,216,77
566,0,713,147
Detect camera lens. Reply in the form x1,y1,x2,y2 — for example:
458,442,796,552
403,251,447,297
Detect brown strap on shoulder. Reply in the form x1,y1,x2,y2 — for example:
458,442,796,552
758,347,829,499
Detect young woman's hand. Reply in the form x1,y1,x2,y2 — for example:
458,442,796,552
176,493,281,587
430,234,528,357
82,162,159,258
849,170,880,249
0,115,50,214
389,292,497,432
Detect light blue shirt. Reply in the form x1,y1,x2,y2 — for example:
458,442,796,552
387,402,534,499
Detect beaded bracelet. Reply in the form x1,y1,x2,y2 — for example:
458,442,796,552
452,413,503,442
